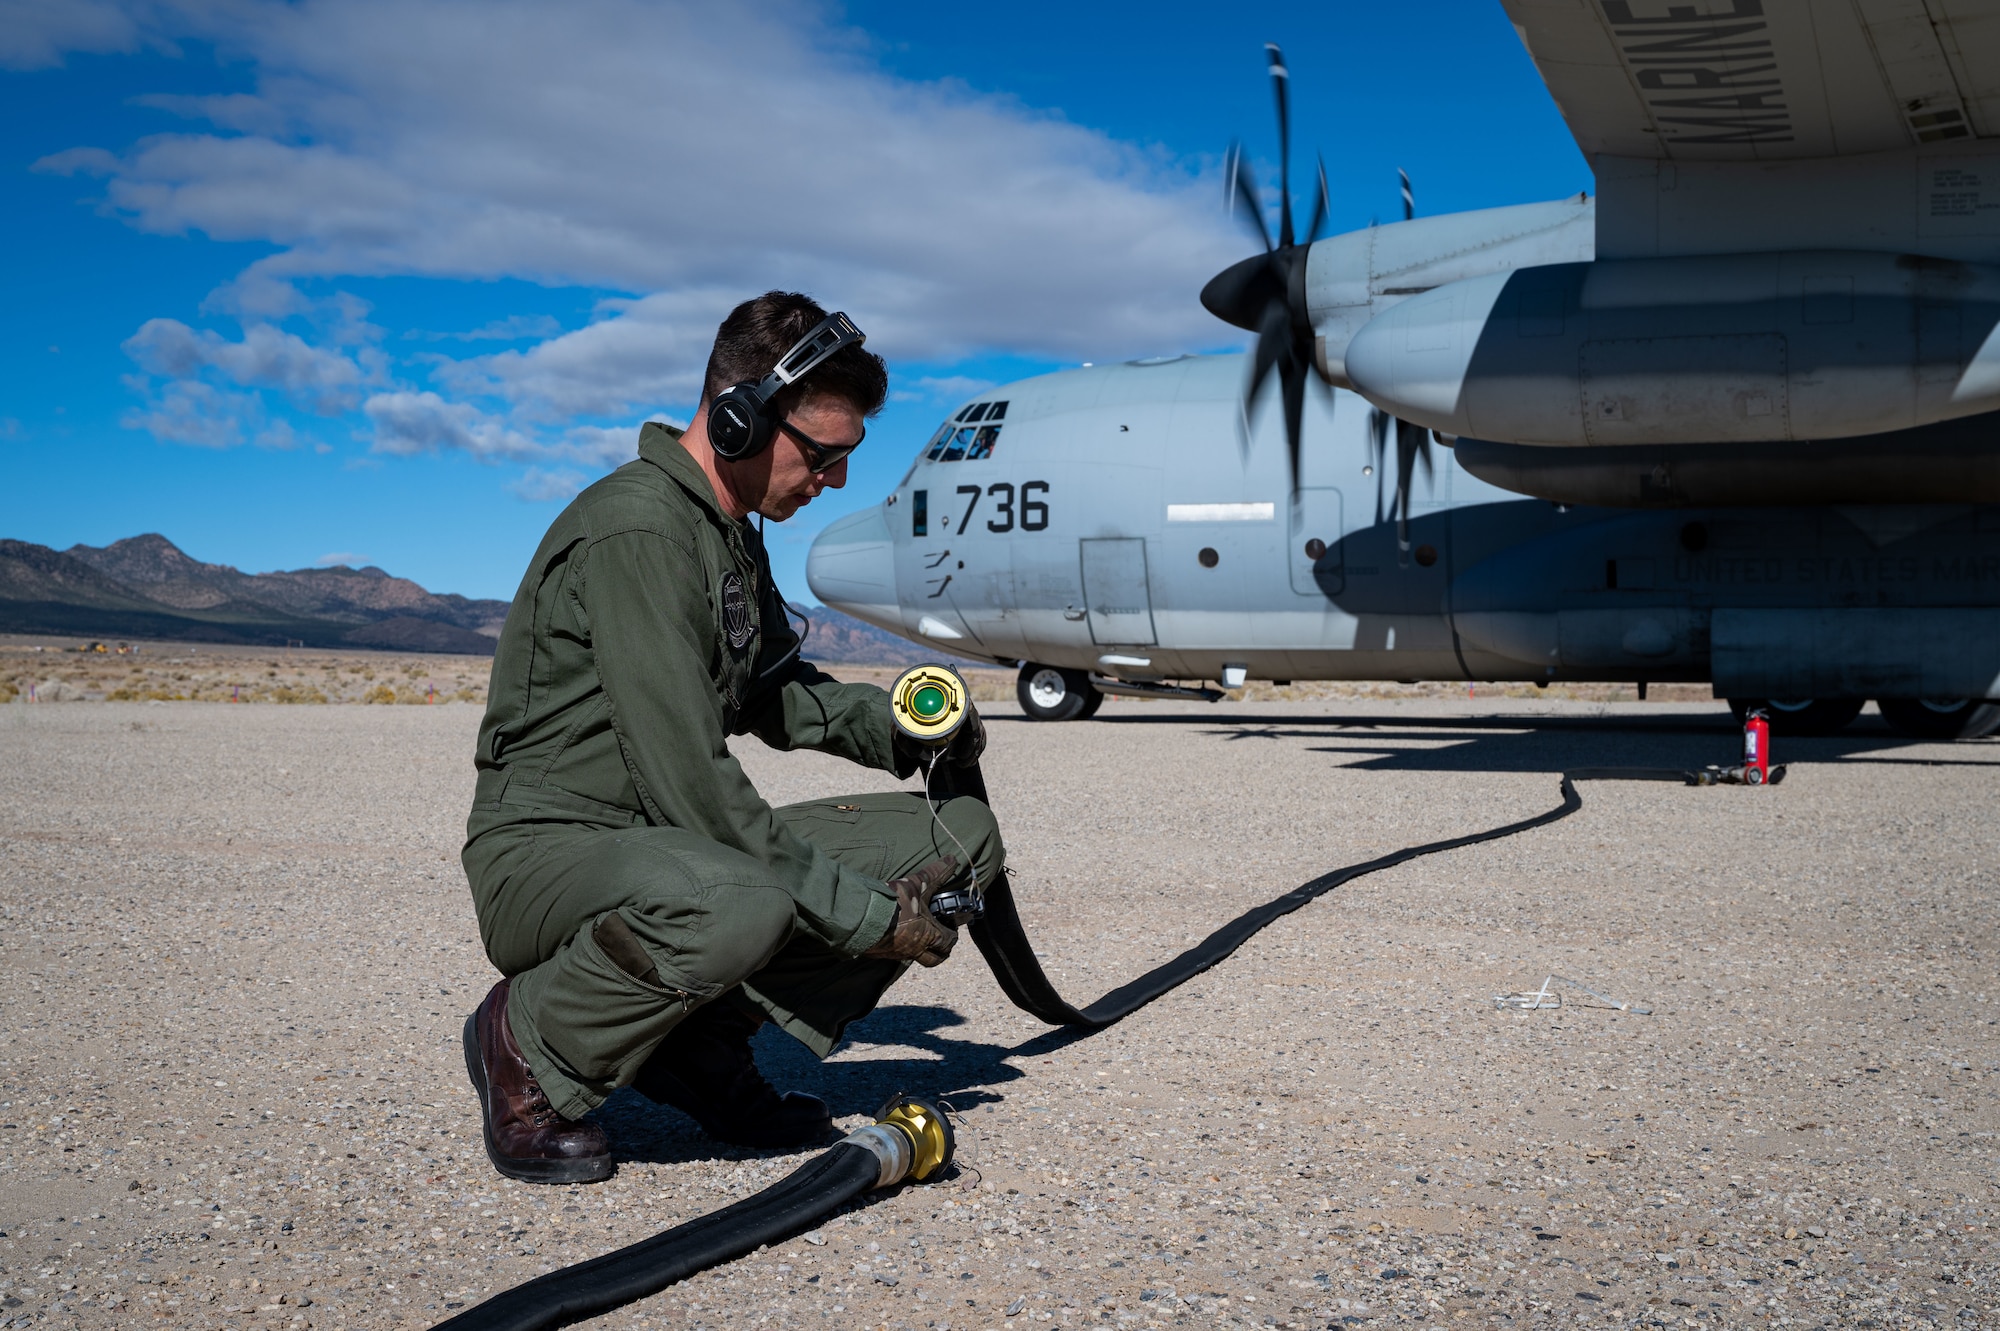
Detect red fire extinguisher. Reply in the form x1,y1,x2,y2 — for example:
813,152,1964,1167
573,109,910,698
1741,708,1770,785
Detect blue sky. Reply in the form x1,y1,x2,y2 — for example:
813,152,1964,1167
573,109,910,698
0,1,1588,602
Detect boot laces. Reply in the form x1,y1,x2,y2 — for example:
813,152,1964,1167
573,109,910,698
522,1076,559,1127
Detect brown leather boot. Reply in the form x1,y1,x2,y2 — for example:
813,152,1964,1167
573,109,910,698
462,979,613,1184
632,999,837,1149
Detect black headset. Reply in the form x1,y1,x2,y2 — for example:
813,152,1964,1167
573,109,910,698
706,311,867,461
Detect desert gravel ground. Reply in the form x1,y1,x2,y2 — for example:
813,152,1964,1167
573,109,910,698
0,694,1995,1331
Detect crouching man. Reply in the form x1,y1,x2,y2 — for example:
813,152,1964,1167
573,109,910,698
459,291,999,1183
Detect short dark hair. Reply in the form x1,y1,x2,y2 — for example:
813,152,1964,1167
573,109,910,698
701,291,888,419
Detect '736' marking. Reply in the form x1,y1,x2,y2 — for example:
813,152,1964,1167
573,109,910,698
955,481,1049,534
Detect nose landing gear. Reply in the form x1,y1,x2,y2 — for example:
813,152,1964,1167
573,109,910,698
1017,663,1103,722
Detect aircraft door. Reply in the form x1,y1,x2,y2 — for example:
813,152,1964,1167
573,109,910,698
1288,489,1344,596
1079,537,1157,646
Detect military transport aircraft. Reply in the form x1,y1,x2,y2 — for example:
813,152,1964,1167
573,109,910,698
808,1,2000,740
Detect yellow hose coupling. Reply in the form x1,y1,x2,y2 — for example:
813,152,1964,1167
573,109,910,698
874,1094,955,1184
888,665,969,747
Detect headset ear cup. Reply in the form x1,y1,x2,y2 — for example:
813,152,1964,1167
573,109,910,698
708,385,771,461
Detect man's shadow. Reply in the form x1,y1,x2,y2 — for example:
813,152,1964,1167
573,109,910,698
596,1003,1026,1167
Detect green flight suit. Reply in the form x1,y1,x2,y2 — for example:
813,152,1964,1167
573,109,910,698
462,423,1002,1121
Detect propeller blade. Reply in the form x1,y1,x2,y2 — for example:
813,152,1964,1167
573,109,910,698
1305,156,1331,244
1279,354,1308,497
1368,407,1390,526
1224,142,1272,253
1399,167,1414,222
1245,300,1289,415
1394,415,1432,552
1265,43,1293,250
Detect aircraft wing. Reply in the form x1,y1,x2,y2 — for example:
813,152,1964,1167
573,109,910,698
1501,0,2000,162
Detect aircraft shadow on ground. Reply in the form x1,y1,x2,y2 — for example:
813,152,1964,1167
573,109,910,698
594,1003,1029,1167
1131,710,2000,775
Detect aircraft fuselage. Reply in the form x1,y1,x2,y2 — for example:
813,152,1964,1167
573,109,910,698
807,353,2000,702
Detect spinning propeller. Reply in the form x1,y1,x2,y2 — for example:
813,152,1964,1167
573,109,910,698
1368,407,1433,557
1198,43,1332,494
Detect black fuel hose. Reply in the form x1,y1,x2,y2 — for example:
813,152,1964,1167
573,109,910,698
957,765,1727,1029
433,1146,875,1331
432,757,1735,1331
431,1103,952,1331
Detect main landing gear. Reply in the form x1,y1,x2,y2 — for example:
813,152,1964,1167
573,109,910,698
1016,663,1103,722
1875,697,2000,740
1725,697,1865,736
1727,695,2000,739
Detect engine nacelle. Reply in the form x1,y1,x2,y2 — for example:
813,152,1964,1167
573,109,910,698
1343,251,2000,447
1303,196,1596,386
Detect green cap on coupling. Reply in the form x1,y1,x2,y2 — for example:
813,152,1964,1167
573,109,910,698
888,664,968,746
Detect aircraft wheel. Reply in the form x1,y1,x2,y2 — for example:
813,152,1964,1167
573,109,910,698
1017,664,1099,722
1725,697,1865,736
1876,697,2000,740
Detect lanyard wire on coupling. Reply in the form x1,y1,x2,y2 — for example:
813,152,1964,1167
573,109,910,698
922,747,981,904
886,664,985,925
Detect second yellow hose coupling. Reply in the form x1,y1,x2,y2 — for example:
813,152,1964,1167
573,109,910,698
840,1094,956,1188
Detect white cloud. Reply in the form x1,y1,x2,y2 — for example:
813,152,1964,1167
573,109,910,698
132,90,293,137
33,146,121,177
120,379,292,449
358,391,651,467
38,1,1243,404
438,290,731,419
314,551,369,567
0,0,156,71
363,390,541,460
557,423,647,468
892,375,997,405
408,314,563,343
509,466,590,502
31,0,1258,497
124,317,374,413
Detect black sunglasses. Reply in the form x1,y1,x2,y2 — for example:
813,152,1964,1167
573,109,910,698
775,417,864,472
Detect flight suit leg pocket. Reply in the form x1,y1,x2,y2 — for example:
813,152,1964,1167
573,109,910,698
509,905,704,1113
777,795,909,880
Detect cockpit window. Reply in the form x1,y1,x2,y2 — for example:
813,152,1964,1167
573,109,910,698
919,401,1009,463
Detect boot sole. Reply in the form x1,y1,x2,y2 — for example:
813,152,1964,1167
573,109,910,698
461,1011,615,1185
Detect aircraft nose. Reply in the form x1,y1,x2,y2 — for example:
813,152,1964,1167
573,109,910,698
806,504,902,632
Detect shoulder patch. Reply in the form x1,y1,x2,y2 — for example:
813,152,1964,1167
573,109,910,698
720,570,755,650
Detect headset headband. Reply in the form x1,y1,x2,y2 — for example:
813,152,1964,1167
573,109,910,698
707,311,868,462
746,312,865,411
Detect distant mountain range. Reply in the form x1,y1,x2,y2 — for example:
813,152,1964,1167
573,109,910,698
0,534,511,653
0,533,956,663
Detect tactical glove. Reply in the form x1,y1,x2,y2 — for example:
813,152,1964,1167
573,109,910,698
946,701,986,767
862,857,961,967
890,701,984,777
